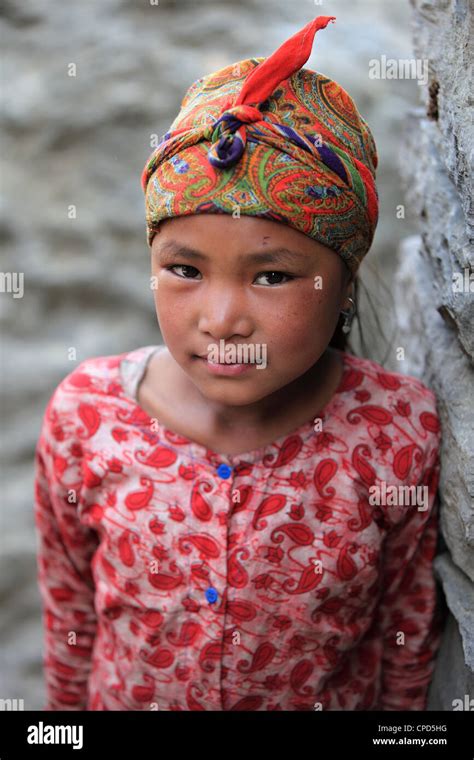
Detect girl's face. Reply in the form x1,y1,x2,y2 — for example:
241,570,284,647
150,214,352,408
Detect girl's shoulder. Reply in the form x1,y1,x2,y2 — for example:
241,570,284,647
35,346,159,486
339,350,442,475
41,344,158,420
341,350,440,414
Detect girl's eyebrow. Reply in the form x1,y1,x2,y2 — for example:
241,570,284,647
157,240,310,266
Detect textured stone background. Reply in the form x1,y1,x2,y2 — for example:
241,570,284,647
391,0,473,710
1,0,459,709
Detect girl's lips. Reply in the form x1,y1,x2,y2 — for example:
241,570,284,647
194,355,256,376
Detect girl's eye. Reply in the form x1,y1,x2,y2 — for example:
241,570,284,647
254,271,294,286
166,265,202,279
165,265,293,286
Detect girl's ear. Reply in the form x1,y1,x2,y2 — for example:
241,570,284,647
342,265,354,296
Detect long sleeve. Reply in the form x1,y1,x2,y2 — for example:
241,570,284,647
33,386,100,710
375,424,443,711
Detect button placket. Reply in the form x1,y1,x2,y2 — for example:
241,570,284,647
201,461,235,606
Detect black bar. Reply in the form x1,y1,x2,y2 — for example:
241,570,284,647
0,709,472,758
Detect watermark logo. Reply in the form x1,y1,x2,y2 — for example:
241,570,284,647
0,272,24,298
368,55,428,86
27,722,83,750
206,340,267,369
452,268,474,293
368,483,429,512
452,695,474,710
0,698,24,710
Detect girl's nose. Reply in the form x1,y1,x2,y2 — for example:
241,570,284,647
197,289,253,339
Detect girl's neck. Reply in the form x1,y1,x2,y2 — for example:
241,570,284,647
165,345,342,438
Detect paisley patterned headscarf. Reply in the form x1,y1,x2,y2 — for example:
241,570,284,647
141,16,378,277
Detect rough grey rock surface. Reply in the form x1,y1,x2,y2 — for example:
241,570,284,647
428,606,474,710
391,0,474,711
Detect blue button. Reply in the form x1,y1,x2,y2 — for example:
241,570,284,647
205,587,218,604
216,463,232,479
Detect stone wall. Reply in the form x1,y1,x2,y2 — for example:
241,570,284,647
389,0,474,710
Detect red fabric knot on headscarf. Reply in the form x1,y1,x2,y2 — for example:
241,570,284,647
217,105,263,125
207,16,336,169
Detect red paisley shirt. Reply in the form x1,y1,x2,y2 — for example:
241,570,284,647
33,344,443,711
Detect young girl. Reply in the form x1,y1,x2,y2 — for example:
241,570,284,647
33,16,443,711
